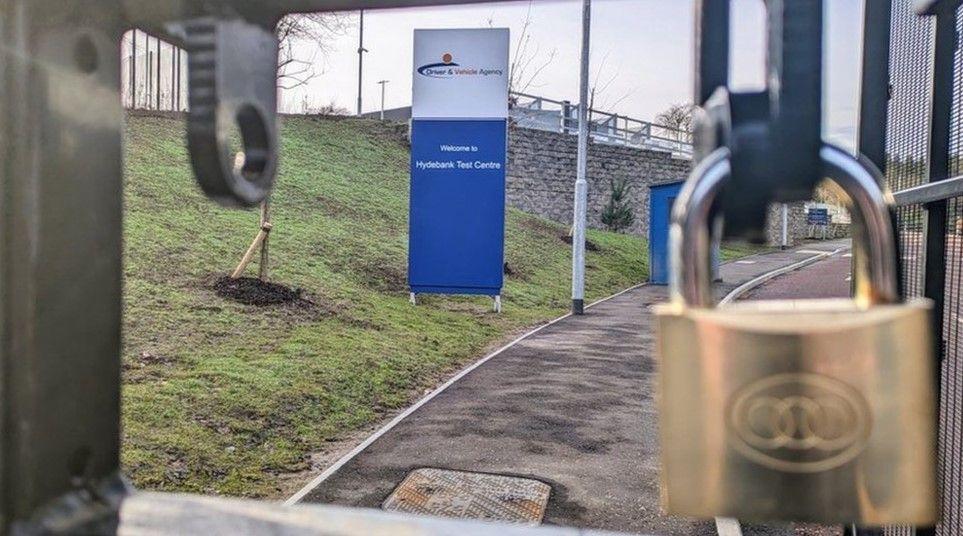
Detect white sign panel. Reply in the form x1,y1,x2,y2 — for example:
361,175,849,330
412,28,510,120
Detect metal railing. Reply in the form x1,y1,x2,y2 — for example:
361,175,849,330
122,29,188,112
510,92,694,158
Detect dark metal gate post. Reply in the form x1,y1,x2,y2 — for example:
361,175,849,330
858,0,893,169
919,4,959,535
1,0,129,532
922,2,957,366
856,0,894,344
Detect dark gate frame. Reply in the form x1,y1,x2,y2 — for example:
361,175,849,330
3,0,961,534
0,2,530,534
860,1,963,535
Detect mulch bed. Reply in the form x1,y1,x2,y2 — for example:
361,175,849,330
213,276,312,307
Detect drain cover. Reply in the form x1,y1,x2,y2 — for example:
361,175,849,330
382,468,551,524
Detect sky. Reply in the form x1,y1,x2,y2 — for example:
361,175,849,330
281,0,865,149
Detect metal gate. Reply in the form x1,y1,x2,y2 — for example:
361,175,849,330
863,1,963,534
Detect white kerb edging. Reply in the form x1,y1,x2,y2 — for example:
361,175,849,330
284,283,645,506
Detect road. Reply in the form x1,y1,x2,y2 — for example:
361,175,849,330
733,244,854,536
741,247,852,300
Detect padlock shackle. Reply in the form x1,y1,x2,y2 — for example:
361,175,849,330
670,149,731,307
821,144,900,306
671,145,899,307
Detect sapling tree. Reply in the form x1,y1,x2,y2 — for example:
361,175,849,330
601,177,635,233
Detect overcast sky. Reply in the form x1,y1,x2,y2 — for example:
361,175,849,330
281,0,864,149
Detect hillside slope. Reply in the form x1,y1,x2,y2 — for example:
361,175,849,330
122,113,654,497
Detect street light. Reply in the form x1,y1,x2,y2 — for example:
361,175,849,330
377,79,390,120
357,9,369,116
571,0,591,315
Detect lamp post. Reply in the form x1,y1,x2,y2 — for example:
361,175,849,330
571,0,592,315
357,9,369,115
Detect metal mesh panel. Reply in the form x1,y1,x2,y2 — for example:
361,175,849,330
941,198,963,535
937,6,963,528
887,1,963,534
884,2,934,536
889,202,925,536
885,0,933,193
952,8,963,177
897,204,926,297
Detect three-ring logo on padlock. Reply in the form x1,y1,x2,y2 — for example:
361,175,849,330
727,373,873,473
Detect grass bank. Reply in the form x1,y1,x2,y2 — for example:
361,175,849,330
122,113,755,497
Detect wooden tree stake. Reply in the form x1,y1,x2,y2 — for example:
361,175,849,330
231,221,272,279
230,197,273,280
258,199,271,280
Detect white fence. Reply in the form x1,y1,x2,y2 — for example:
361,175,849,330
510,92,694,158
121,30,188,112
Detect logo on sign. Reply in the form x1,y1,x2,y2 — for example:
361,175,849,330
417,52,504,79
417,53,459,78
726,373,872,473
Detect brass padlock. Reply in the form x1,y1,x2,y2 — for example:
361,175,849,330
655,146,938,525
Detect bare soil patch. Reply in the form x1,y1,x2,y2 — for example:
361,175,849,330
213,276,313,307
560,234,601,252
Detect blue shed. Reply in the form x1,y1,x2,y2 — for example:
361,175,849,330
648,180,719,285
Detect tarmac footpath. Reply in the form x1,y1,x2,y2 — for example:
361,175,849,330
293,240,850,535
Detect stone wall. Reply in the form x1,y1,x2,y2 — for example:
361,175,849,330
765,202,810,248
506,127,811,246
506,126,690,237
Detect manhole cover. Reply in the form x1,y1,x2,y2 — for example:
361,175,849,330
382,468,551,524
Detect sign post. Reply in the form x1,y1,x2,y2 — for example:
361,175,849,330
408,29,510,312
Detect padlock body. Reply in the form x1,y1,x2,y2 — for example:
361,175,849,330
655,299,937,525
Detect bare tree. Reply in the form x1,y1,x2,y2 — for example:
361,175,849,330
655,102,695,132
814,180,848,207
276,13,350,90
588,50,633,112
506,1,557,97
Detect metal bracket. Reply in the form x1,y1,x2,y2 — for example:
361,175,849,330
10,473,130,536
692,0,825,242
183,18,279,207
915,0,963,15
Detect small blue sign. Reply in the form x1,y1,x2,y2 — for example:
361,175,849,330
408,119,507,296
808,208,830,225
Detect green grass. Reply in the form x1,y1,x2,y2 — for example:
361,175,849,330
121,113,760,498
719,240,773,262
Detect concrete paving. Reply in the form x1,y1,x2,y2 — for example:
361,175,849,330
299,240,851,535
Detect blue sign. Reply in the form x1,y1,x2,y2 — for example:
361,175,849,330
808,208,830,225
408,119,507,296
